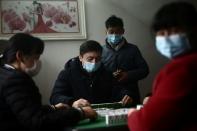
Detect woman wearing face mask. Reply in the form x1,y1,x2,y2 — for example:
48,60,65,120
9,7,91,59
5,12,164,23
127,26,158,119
127,2,197,131
50,40,115,108
0,33,97,131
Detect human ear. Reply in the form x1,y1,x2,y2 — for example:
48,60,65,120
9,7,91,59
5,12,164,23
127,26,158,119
16,51,24,63
122,28,125,34
79,55,83,62
105,30,108,35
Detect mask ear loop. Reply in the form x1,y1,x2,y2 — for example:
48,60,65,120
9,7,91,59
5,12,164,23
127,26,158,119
0,54,3,66
0,54,3,58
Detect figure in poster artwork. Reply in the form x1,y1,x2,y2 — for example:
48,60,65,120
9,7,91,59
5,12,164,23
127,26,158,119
1,0,79,34
31,1,56,33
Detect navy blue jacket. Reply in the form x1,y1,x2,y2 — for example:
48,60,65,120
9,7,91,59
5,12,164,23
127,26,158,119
50,57,115,105
102,38,149,105
0,66,82,131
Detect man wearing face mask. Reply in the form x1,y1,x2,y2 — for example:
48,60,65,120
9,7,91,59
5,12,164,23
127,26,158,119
102,15,149,106
50,40,115,108
128,2,197,131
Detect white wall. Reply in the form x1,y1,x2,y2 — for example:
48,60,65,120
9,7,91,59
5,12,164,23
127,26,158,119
32,0,170,104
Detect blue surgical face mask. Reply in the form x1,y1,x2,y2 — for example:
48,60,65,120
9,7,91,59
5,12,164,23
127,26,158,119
83,61,101,73
107,34,122,45
156,34,191,59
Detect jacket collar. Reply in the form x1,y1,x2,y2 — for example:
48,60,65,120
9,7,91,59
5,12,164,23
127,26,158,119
105,37,128,51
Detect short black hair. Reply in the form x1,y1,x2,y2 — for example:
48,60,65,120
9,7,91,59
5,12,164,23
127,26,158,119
0,40,9,53
80,40,102,56
152,2,197,32
105,15,124,29
0,40,10,66
3,33,44,64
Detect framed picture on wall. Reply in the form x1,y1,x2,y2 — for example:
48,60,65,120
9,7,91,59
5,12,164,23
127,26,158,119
0,0,86,40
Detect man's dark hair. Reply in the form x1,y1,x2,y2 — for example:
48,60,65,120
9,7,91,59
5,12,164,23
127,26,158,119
152,2,197,32
105,15,124,29
2,33,44,64
80,40,102,56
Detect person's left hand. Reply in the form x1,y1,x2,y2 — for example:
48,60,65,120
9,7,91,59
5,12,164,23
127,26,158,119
116,70,128,82
72,98,91,108
121,95,133,106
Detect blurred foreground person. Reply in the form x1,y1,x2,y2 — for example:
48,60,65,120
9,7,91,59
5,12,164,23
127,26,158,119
128,2,197,131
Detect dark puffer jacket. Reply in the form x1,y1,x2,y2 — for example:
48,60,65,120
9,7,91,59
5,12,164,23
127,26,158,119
102,38,149,105
50,57,115,105
0,66,82,131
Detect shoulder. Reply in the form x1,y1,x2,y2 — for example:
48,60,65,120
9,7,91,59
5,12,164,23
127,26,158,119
167,52,197,71
102,44,111,52
0,67,34,93
64,57,80,69
153,52,197,95
125,42,139,50
0,67,29,81
159,52,197,81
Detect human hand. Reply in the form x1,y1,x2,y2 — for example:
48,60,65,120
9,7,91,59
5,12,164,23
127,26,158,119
72,98,90,108
127,108,137,116
81,106,97,120
113,69,128,82
113,69,122,78
143,96,150,105
121,95,133,106
51,103,70,110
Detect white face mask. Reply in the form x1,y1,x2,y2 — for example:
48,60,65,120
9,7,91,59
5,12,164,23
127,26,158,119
82,61,101,73
25,60,42,77
156,34,191,59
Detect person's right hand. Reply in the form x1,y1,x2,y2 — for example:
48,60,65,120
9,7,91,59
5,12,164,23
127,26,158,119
51,103,70,110
72,98,90,108
143,96,150,105
121,95,133,106
81,106,97,120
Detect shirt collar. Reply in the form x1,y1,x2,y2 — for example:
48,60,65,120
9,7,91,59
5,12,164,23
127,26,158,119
4,64,15,70
109,38,125,51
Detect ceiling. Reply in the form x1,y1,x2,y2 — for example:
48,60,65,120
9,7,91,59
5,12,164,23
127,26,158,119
109,0,197,25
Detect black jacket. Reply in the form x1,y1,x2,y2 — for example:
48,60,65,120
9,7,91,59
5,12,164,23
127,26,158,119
102,38,149,105
50,57,115,105
0,66,82,131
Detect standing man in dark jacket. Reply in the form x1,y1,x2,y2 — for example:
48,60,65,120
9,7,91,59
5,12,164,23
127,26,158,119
50,40,115,108
102,15,149,106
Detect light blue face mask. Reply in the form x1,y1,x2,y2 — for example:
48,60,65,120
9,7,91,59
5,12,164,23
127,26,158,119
156,34,191,59
83,61,101,73
107,34,122,45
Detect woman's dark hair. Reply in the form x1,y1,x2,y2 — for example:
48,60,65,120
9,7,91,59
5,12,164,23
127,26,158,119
152,2,197,32
80,40,102,56
0,40,10,66
2,33,44,64
105,15,124,29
